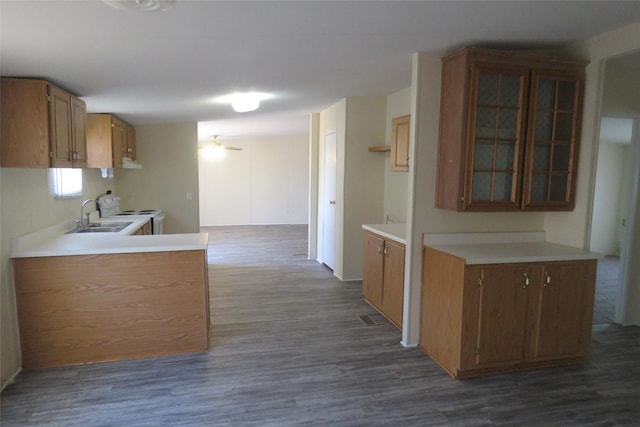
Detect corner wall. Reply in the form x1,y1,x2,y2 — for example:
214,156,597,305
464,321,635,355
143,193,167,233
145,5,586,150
116,122,200,234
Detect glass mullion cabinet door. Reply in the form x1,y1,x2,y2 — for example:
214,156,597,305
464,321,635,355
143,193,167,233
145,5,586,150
522,71,583,210
465,66,528,210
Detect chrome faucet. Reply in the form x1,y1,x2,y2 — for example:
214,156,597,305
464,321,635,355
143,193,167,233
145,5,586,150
80,199,97,226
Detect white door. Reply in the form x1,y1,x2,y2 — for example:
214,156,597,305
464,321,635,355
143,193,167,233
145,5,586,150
322,132,337,270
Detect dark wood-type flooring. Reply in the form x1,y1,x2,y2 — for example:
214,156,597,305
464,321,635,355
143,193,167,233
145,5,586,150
1,225,639,426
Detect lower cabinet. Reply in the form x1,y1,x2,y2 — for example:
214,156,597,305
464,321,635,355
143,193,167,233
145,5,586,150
362,231,405,329
420,246,596,378
132,220,152,235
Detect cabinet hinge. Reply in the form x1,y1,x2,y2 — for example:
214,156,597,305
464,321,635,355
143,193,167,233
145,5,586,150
478,277,482,286
47,95,51,102
460,195,465,203
49,151,53,158
475,347,480,355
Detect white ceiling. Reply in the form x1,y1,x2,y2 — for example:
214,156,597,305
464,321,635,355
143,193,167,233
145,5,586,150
2,0,639,142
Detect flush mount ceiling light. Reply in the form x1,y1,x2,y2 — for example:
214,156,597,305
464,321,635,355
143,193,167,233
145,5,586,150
215,92,272,113
102,0,176,12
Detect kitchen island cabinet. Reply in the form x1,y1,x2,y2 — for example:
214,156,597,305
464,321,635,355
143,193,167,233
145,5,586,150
11,226,210,369
419,232,599,378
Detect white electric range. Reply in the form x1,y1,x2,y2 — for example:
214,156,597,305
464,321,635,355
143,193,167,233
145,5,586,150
97,193,165,235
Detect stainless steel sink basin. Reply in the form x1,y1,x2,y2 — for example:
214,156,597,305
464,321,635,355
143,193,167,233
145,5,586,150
66,222,133,234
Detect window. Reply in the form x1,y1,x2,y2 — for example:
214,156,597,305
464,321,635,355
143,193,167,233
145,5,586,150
52,168,83,199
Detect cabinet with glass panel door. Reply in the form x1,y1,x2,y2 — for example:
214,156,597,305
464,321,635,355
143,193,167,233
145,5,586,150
435,47,586,211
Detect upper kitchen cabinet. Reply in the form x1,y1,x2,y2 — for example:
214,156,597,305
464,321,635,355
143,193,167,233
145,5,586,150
435,47,586,212
86,114,136,168
1,78,87,168
390,114,410,172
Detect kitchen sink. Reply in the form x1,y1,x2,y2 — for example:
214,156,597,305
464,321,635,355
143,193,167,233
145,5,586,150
67,222,133,234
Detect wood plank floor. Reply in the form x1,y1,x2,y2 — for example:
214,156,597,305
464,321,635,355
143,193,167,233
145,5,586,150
1,224,639,426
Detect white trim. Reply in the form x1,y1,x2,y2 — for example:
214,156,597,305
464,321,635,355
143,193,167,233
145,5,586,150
1,368,21,392
615,116,640,325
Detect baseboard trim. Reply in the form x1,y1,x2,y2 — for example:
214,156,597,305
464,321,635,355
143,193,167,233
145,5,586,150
1,367,22,392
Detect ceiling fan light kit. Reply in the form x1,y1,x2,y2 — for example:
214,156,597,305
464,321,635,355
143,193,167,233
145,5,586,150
201,136,242,160
102,0,176,12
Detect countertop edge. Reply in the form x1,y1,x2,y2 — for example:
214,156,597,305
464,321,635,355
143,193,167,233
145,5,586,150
362,224,407,244
425,241,602,265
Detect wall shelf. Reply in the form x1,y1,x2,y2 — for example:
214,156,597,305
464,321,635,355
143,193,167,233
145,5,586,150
368,145,391,152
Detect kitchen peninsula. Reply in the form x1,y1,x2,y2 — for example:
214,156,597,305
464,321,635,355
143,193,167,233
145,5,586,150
10,220,210,369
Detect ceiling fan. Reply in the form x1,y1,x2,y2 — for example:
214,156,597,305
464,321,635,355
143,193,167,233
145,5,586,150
201,135,242,159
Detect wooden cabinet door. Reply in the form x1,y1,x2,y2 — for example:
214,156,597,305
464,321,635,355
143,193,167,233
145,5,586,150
531,260,596,361
362,232,384,309
48,85,73,168
87,114,114,168
111,118,125,168
71,96,87,168
382,240,405,327
1,78,50,168
522,71,584,211
391,115,410,172
125,123,136,161
471,264,534,367
464,64,528,211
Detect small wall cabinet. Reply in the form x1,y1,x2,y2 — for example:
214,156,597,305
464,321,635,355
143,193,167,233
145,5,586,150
86,113,136,168
1,78,87,168
420,246,597,378
391,114,410,172
362,231,405,329
435,47,587,211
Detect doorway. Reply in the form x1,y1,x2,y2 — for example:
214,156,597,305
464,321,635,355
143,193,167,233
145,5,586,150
321,132,337,270
590,116,638,324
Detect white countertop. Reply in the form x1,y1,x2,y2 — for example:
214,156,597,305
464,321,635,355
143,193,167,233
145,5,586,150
362,223,407,244
423,232,601,264
11,218,209,258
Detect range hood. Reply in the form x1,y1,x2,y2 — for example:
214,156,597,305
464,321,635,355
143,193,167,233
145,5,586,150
122,157,142,169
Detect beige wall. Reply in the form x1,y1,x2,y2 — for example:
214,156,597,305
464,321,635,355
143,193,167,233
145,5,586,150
1,167,112,388
602,60,640,116
117,122,200,234
342,96,387,280
384,87,412,224
198,134,309,226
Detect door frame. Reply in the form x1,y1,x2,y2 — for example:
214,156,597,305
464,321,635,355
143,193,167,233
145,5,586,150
320,131,337,269
615,116,639,323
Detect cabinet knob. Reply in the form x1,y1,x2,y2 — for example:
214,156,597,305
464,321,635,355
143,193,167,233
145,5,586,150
544,272,551,287
377,246,383,254
523,272,530,289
